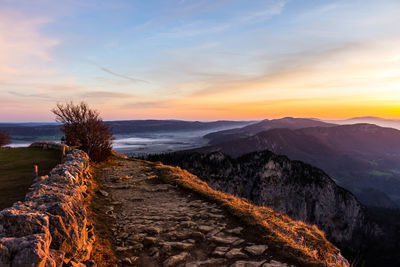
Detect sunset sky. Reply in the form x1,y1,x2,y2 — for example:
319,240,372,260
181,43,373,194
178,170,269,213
1,0,400,121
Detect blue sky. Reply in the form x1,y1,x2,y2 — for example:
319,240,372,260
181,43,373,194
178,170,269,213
1,0,400,121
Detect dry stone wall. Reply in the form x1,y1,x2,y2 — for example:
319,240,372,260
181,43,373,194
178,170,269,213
0,142,95,267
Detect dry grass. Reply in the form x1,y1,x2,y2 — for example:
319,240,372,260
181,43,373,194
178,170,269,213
145,160,345,267
86,152,346,266
84,159,119,267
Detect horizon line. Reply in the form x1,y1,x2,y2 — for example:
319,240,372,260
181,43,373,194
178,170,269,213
1,115,399,124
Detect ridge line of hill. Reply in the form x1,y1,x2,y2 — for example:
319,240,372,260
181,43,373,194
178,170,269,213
88,155,349,266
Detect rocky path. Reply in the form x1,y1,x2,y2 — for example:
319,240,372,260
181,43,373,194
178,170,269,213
96,158,294,267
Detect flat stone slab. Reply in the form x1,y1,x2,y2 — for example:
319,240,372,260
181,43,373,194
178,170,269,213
213,246,230,257
262,260,290,267
197,225,214,232
162,241,194,251
226,227,243,235
163,252,190,267
226,248,248,259
210,234,239,245
186,258,226,267
231,260,267,267
244,245,268,256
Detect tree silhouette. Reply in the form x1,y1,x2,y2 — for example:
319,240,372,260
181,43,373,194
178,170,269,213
0,130,11,148
52,101,114,162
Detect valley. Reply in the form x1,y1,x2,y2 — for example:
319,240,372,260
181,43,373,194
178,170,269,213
2,2,398,266
197,119,400,208
2,117,400,266
88,155,348,266
3,120,253,155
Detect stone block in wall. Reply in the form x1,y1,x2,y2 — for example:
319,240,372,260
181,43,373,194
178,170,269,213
0,233,60,267
0,209,50,238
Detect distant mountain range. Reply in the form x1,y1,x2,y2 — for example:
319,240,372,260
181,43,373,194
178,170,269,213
0,120,254,143
3,116,400,208
204,117,400,145
204,117,336,144
148,150,395,266
106,120,254,134
197,118,400,208
0,122,60,127
325,116,400,130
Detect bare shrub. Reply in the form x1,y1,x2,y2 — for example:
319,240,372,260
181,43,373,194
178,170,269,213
0,130,11,147
52,101,113,162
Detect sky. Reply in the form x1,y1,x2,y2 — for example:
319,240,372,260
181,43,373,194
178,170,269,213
1,0,400,122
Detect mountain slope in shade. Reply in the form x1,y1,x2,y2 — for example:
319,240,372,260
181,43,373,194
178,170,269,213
194,124,400,208
357,188,399,208
204,117,336,144
326,116,400,130
147,151,379,253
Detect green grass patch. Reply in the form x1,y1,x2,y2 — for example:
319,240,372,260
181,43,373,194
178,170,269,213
0,147,61,210
11,135,62,143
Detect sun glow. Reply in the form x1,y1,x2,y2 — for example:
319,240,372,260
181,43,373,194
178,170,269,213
1,1,400,121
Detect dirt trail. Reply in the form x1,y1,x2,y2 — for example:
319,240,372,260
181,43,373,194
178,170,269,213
95,158,294,267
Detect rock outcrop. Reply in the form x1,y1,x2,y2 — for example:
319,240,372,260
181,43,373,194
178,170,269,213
95,157,350,267
148,151,380,250
0,142,95,266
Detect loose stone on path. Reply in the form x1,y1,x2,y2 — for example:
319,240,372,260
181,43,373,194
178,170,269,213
97,158,296,267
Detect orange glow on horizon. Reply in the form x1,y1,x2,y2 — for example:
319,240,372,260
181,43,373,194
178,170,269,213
99,97,400,121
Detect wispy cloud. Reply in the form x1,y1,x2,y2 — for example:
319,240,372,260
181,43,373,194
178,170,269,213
2,0,400,121
121,100,170,109
184,39,400,103
0,8,59,83
240,0,287,22
7,88,136,103
80,91,135,99
85,61,148,83
148,1,288,40
7,91,54,100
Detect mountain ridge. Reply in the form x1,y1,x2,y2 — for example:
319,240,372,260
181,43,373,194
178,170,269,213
147,150,380,251
147,150,400,266
204,117,336,145
90,155,350,266
197,122,400,208
324,116,400,130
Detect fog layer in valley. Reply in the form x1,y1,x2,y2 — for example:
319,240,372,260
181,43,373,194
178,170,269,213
8,128,230,155
112,130,212,156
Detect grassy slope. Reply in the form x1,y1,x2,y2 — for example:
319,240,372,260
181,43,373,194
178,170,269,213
87,154,346,266
0,147,61,210
146,160,345,267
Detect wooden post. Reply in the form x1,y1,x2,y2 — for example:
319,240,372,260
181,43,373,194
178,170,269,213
33,164,38,179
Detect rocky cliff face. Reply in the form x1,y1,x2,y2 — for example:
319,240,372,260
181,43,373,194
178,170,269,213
148,151,380,250
197,124,400,208
0,142,94,266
